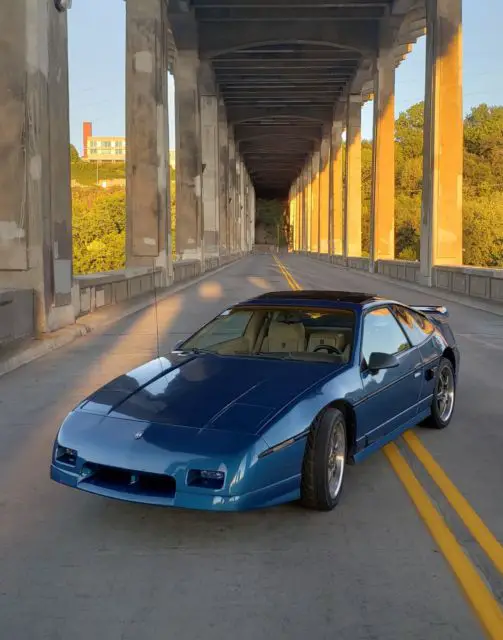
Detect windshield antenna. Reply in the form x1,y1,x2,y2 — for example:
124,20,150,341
152,259,161,362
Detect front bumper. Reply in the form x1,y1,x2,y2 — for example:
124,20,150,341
50,463,300,511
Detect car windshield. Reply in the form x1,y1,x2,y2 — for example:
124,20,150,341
179,306,355,363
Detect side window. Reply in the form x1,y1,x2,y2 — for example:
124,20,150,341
361,308,410,364
392,305,434,346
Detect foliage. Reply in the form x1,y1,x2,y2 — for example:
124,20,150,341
72,188,126,274
360,101,503,266
256,198,288,245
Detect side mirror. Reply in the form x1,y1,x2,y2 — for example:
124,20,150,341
173,339,184,351
367,352,399,373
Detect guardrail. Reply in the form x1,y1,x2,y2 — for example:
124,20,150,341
295,252,503,305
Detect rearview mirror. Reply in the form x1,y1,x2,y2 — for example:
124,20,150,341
367,352,399,373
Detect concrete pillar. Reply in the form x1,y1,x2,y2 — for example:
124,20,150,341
319,134,331,255
420,0,463,284
218,98,229,255
175,50,203,262
0,0,74,334
289,185,296,251
296,175,302,251
126,0,170,280
332,121,344,255
249,181,256,248
344,95,363,258
310,151,321,253
228,132,237,254
240,159,247,251
199,62,219,258
305,163,313,253
370,47,396,270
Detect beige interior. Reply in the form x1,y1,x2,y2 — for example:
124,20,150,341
307,332,345,352
261,321,306,353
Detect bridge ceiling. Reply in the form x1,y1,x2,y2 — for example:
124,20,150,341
188,0,395,197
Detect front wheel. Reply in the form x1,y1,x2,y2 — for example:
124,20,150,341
300,408,347,511
422,357,456,429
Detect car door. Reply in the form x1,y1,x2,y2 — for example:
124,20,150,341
356,306,423,446
390,304,443,417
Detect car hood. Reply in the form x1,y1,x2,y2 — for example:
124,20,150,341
79,353,336,434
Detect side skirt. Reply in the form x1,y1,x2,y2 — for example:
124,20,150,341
353,409,431,464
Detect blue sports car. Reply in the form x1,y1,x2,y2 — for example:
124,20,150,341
51,291,459,512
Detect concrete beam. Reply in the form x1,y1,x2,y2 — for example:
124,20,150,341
200,22,378,57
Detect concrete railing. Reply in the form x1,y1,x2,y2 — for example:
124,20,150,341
72,254,243,318
0,254,244,347
295,252,503,305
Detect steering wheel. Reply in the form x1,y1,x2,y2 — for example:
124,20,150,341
313,344,342,355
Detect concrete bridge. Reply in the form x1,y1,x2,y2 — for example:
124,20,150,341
1,1,503,638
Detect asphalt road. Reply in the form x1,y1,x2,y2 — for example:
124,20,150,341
0,254,502,640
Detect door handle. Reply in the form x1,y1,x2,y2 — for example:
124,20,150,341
414,370,421,379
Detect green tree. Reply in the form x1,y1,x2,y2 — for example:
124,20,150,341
72,188,126,274
70,144,80,163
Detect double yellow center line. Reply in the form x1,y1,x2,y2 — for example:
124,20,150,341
274,254,503,639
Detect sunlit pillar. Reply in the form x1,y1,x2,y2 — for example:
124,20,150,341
174,49,203,262
310,151,321,253
420,0,463,285
289,184,296,251
319,132,331,255
305,162,313,253
370,42,396,271
344,95,362,257
332,120,344,256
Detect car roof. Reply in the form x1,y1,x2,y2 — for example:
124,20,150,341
237,290,385,307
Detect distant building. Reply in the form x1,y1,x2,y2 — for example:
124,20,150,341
82,121,176,168
82,121,126,163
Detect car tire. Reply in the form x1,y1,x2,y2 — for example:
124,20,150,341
300,408,347,511
422,357,456,430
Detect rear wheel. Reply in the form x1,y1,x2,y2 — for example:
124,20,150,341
422,357,456,429
300,408,347,511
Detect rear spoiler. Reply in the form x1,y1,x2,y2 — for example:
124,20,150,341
411,305,449,318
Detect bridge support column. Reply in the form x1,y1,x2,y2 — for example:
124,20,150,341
344,95,363,258
370,46,396,271
0,0,74,335
420,0,463,285
218,98,229,256
305,162,313,253
126,0,171,281
237,156,246,252
331,121,344,256
228,133,238,254
319,133,331,255
310,151,321,253
199,62,219,258
174,50,204,263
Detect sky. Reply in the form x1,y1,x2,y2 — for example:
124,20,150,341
68,0,503,153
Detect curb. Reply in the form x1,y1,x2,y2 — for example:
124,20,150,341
0,257,245,379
